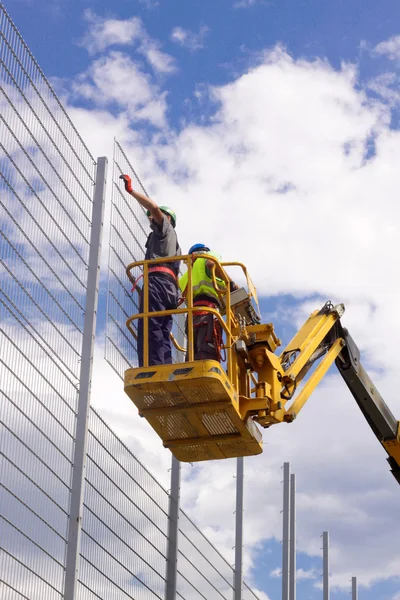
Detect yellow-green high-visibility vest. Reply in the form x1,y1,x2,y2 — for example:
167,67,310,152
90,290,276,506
179,252,226,304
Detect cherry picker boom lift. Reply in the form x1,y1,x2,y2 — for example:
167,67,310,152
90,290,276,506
124,254,400,484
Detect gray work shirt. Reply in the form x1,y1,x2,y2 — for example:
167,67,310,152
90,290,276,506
145,216,181,276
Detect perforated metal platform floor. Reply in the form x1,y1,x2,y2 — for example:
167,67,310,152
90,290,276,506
124,360,263,462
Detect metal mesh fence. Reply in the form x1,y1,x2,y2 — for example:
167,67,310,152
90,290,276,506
78,409,170,600
242,582,263,600
0,2,96,599
177,511,234,599
178,511,260,600
105,139,148,377
105,139,185,378
81,408,260,600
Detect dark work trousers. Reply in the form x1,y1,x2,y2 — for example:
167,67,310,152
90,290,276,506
138,275,178,366
186,311,223,362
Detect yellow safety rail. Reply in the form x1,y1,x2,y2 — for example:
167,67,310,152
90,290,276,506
126,253,237,373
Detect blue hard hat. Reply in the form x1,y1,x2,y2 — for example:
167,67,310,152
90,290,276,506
188,243,210,254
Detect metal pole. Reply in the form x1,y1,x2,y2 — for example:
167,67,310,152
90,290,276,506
165,455,181,600
351,577,358,600
234,457,244,600
64,157,108,600
176,313,186,363
282,462,290,600
322,531,329,600
289,473,296,600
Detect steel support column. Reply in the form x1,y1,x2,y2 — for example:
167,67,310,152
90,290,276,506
282,462,290,600
234,457,244,600
64,157,108,600
289,473,296,600
351,577,358,600
165,455,181,600
323,531,330,600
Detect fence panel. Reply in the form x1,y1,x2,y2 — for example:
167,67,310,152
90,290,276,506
77,409,169,599
105,139,148,376
0,3,96,599
177,511,234,600
105,139,185,378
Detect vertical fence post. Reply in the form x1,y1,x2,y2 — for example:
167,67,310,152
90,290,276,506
282,462,290,600
234,457,244,600
166,455,181,600
64,157,108,600
289,473,296,600
351,577,358,600
176,313,186,363
323,531,330,600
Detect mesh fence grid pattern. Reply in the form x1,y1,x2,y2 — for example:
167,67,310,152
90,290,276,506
105,139,148,377
105,139,185,377
0,4,262,599
0,2,95,598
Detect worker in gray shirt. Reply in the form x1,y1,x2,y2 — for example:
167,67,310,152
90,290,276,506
120,174,181,366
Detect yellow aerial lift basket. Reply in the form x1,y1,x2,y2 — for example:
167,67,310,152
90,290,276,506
124,254,266,462
124,360,262,462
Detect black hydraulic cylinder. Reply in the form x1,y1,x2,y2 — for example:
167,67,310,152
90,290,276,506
335,327,400,483
335,328,397,441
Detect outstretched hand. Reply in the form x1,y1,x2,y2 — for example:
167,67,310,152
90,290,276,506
119,174,133,193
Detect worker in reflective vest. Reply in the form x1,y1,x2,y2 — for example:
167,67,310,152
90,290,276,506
120,175,181,366
179,244,237,362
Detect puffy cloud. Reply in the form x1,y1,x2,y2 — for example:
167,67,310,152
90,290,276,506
296,568,317,580
139,40,176,73
79,10,176,74
118,50,399,359
367,71,400,110
79,10,143,55
71,51,169,127
170,25,209,51
374,35,400,61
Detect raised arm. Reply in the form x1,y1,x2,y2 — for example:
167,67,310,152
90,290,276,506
120,174,164,225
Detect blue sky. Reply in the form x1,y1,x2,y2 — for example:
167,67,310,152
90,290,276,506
13,0,400,129
7,0,400,599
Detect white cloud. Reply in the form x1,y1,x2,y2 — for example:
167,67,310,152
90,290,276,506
269,567,281,578
71,51,169,128
374,35,400,60
79,11,176,74
170,25,209,51
251,591,271,600
296,567,317,580
65,45,400,592
139,39,177,73
79,10,143,55
367,72,400,106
